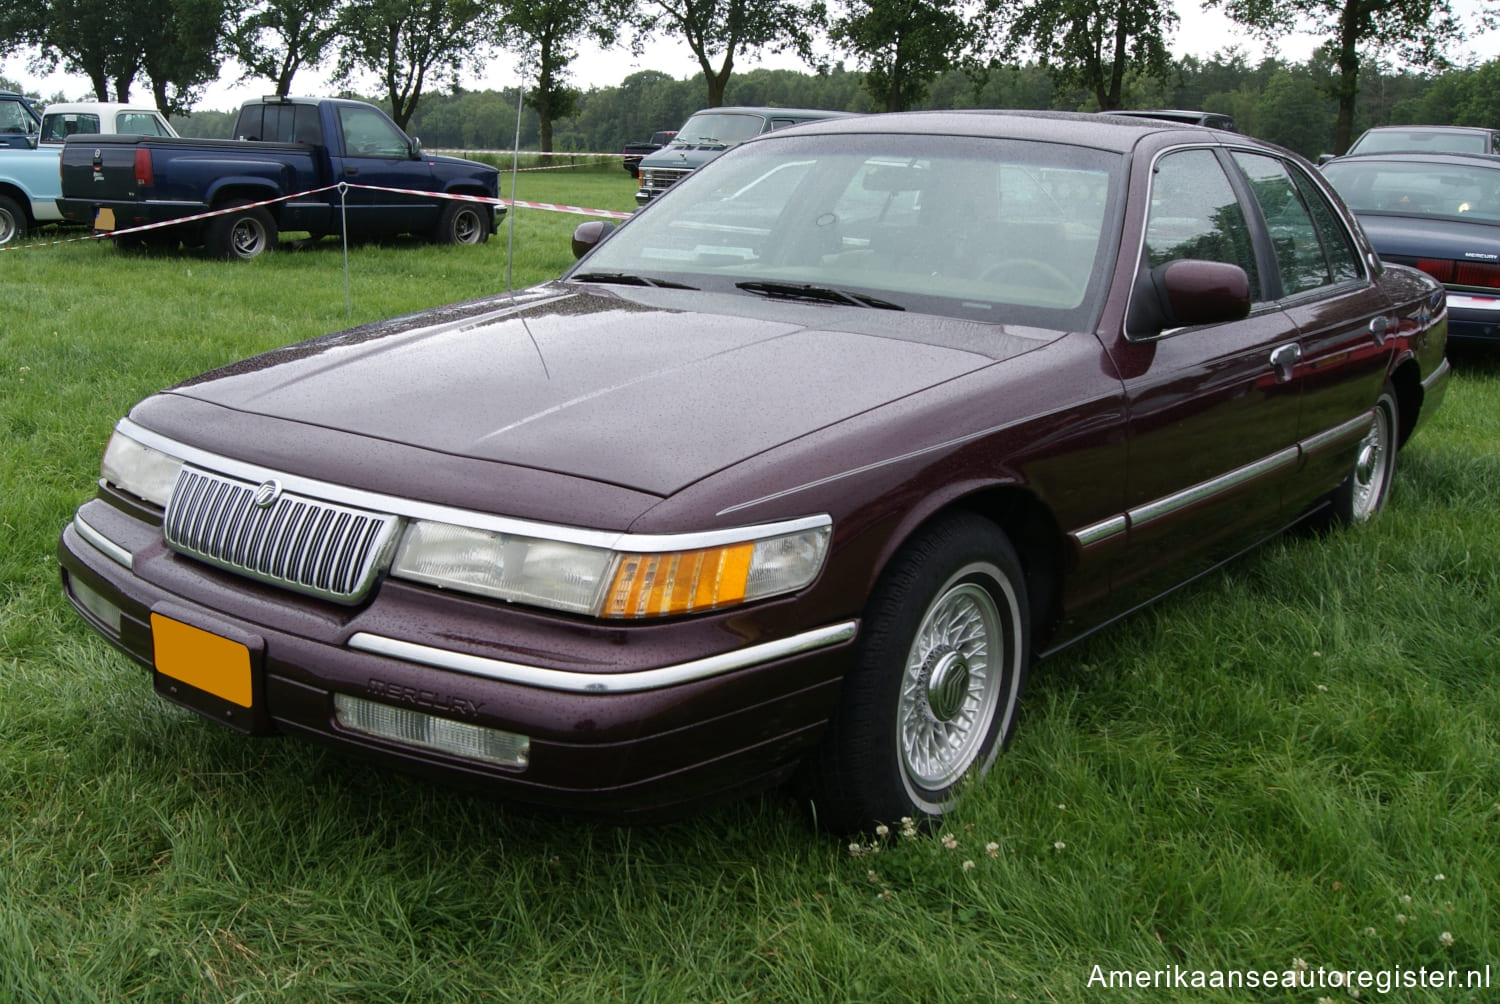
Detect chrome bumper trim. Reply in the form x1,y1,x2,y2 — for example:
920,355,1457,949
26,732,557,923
347,620,859,694
1422,357,1452,393
73,513,133,569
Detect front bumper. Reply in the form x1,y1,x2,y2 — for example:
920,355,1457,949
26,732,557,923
59,496,857,818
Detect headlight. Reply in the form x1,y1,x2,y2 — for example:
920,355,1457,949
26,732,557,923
391,518,831,618
100,429,184,506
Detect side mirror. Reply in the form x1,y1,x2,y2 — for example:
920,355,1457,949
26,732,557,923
571,219,617,259
408,135,423,158
1128,259,1251,337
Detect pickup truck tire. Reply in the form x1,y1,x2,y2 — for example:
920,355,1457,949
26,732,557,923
0,194,25,244
432,200,489,246
205,202,278,260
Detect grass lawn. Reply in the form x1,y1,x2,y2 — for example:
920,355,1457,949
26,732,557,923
3,165,1498,1002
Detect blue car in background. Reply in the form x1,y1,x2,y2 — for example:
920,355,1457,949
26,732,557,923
1323,152,1500,345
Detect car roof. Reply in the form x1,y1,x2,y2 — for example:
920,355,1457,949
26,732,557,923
43,102,164,115
685,106,849,119
767,109,1232,153
1358,125,1497,135
1324,151,1500,169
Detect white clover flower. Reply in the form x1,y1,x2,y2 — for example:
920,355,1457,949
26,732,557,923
1317,684,1329,692
1293,958,1309,973
962,860,975,872
848,842,864,857
942,833,958,850
986,841,1000,858
1396,914,1408,925
1056,803,1066,810
867,870,879,884
1435,873,1446,882
1440,931,1455,947
874,824,889,838
1053,840,1066,852
1401,895,1413,905
1363,927,1376,937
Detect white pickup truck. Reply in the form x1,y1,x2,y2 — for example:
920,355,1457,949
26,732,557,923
0,101,177,243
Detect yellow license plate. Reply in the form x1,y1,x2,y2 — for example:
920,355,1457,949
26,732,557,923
151,614,252,707
95,207,116,232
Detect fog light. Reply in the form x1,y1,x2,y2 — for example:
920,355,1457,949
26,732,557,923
68,575,122,633
333,694,530,769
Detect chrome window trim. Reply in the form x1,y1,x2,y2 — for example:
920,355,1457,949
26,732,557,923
347,619,859,694
116,418,831,552
73,512,133,569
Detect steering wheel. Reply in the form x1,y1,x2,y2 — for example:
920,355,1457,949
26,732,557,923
981,258,1080,296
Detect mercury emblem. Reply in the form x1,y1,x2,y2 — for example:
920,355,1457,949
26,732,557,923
252,479,283,509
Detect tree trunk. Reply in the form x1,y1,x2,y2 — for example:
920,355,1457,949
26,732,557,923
1333,0,1362,154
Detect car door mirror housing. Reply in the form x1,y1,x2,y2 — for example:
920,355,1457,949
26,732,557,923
571,220,617,259
1129,259,1251,336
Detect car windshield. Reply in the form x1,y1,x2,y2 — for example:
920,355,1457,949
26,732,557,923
575,133,1124,328
672,113,767,146
1348,129,1490,155
1323,159,1500,223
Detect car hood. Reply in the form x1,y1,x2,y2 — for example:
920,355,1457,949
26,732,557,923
162,284,1051,497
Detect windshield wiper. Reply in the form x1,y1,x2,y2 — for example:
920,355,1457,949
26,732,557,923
735,281,905,311
571,272,697,290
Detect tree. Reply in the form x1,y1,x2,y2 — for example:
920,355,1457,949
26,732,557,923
334,0,494,129
231,0,345,95
632,0,824,107
1206,0,1461,153
143,0,235,116
501,0,627,152
997,0,1178,111
831,0,981,111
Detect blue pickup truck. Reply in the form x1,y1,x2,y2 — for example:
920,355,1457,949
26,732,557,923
57,96,501,258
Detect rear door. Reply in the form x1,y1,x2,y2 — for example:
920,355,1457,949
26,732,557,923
1227,151,1393,514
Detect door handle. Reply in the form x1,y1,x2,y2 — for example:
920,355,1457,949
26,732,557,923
343,166,359,176
1269,343,1301,383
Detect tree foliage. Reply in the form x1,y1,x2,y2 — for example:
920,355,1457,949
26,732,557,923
231,0,345,96
1206,0,1461,152
501,0,628,151
831,0,982,111
334,0,493,128
997,0,1177,111
632,0,824,107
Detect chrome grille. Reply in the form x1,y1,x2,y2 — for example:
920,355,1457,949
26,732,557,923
164,467,399,603
639,166,689,195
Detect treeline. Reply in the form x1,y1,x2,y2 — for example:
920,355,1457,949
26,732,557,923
172,52,1500,163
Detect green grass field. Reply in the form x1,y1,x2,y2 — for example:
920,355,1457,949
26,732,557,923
3,166,1498,1002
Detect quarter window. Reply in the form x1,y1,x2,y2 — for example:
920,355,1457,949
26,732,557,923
1143,149,1261,300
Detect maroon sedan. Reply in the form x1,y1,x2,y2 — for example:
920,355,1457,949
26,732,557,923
59,111,1450,831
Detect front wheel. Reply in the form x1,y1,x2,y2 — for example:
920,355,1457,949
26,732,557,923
0,194,27,244
431,200,490,246
1331,385,1398,525
799,514,1030,831
204,202,278,260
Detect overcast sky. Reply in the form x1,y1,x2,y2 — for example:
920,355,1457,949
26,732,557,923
5,0,1499,115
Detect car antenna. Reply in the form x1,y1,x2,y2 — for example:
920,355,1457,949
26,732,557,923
506,66,550,379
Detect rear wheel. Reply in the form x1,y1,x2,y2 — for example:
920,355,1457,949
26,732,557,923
204,202,278,260
1331,385,1398,524
431,200,489,246
0,194,26,244
799,514,1030,832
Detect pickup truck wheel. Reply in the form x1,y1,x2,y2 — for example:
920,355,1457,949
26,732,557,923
432,200,489,246
0,194,26,244
205,203,278,260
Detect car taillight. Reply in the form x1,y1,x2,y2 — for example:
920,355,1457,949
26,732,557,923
1416,257,1500,289
134,147,153,188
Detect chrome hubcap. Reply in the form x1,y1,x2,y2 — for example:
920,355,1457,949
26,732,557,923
1350,404,1391,522
898,579,1005,792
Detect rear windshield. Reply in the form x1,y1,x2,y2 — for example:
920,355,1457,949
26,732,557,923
1323,159,1500,222
41,113,100,142
234,104,324,145
1348,129,1490,155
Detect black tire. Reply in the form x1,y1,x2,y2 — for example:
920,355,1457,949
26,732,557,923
204,202,278,260
1330,384,1398,525
799,513,1030,832
431,200,489,246
0,193,27,244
